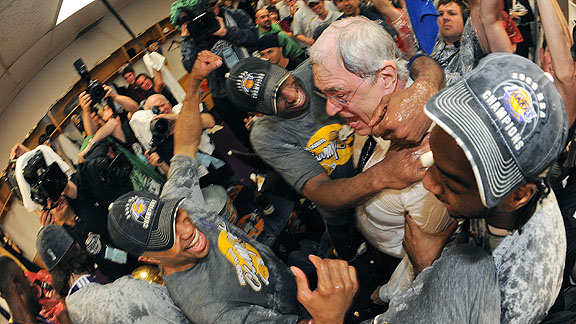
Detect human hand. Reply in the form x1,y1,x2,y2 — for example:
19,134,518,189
190,50,223,82
10,143,31,159
403,213,457,275
212,16,228,37
368,78,436,145
39,209,54,226
291,255,358,324
102,84,116,100
78,91,93,111
370,285,386,305
152,113,178,122
289,2,299,16
145,149,163,167
366,135,430,191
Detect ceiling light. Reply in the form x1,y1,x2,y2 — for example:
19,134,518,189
56,0,96,25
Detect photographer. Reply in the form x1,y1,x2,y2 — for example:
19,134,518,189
130,94,216,175
134,73,179,107
11,144,140,282
170,0,257,149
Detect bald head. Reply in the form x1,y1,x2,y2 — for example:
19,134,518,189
145,94,173,114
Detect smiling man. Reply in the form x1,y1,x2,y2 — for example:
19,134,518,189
226,56,430,261
108,51,309,324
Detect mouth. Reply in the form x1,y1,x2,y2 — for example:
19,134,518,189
288,89,306,109
345,115,360,128
184,228,206,253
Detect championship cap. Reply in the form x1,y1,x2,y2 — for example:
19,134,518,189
425,53,568,207
108,191,185,255
36,225,75,270
225,57,291,115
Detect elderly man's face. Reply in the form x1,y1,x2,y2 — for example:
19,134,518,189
313,58,396,136
146,95,173,114
136,75,154,91
437,2,465,45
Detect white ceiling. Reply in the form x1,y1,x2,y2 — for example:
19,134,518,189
0,0,138,117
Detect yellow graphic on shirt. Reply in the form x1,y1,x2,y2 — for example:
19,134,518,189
217,222,270,292
305,124,354,175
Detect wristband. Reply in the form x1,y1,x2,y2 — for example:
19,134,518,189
88,139,96,146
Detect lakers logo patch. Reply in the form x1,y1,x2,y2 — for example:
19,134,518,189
236,71,265,99
504,86,536,123
305,124,354,175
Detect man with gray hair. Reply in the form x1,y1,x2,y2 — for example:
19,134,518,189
309,16,454,303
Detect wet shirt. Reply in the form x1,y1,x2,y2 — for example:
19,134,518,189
250,61,355,225
432,19,485,85
468,193,566,324
364,241,501,324
66,276,190,324
161,155,307,324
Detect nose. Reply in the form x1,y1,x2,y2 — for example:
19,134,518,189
423,166,443,197
325,100,342,117
176,217,195,240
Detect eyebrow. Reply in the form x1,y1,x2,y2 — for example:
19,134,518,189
435,163,472,189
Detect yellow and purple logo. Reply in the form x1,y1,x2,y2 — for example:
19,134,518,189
503,85,536,123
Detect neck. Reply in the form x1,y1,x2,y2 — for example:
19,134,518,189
259,25,271,32
318,9,328,20
278,56,289,69
443,37,460,46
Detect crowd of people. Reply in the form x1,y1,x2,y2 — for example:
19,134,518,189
1,0,576,323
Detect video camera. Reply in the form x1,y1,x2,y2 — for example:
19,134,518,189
176,10,220,41
73,58,107,105
22,151,68,208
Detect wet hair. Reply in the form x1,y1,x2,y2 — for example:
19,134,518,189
310,17,408,81
51,244,94,298
437,0,468,16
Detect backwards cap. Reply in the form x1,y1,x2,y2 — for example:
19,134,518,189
425,53,568,208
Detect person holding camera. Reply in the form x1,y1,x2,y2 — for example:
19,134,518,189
170,0,258,150
130,94,216,175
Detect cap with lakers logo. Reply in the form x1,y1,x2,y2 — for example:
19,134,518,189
108,191,185,255
225,57,291,115
425,52,568,208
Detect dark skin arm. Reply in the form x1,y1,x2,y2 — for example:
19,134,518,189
369,56,445,144
174,51,223,158
302,138,429,210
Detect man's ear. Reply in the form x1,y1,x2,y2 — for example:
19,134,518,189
138,255,161,265
378,61,398,90
502,183,537,213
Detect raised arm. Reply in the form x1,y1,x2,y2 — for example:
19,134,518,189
79,92,98,136
537,0,576,125
103,84,139,113
152,68,165,94
476,0,513,53
369,55,444,144
174,51,222,158
302,140,429,210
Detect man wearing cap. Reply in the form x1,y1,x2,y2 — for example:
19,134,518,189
254,8,305,61
225,52,442,259
108,51,309,324
296,52,569,324
258,34,305,70
36,225,191,324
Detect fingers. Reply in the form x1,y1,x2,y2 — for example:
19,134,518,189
368,96,390,127
290,266,312,302
309,255,357,293
39,211,53,226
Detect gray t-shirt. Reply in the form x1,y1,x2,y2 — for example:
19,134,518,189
250,62,355,225
468,193,566,324
363,241,501,324
161,155,308,324
66,276,190,324
432,19,485,85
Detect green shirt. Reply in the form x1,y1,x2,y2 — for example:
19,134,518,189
258,23,304,60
